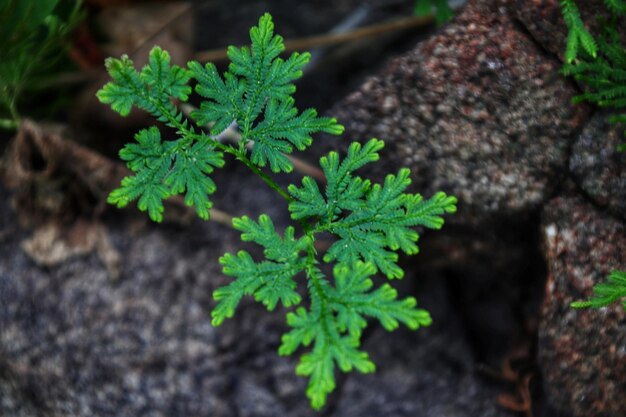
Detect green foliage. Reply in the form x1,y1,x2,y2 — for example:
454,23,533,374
0,0,83,129
279,261,432,409
414,0,454,25
560,0,598,63
561,3,626,151
99,13,456,410
213,214,311,323
217,139,456,408
108,126,224,222
98,47,193,119
289,139,457,279
98,48,227,222
188,13,342,173
99,15,342,221
604,0,626,14
572,270,626,311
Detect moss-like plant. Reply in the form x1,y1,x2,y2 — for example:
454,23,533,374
98,14,456,409
560,0,626,151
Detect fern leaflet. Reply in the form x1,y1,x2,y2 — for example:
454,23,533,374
108,127,224,221
572,270,626,311
289,139,457,278
560,0,598,63
278,262,432,409
188,13,343,173
561,18,626,150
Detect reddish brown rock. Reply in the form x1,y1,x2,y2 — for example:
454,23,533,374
327,0,589,222
539,194,626,417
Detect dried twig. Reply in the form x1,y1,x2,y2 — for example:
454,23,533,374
196,15,435,63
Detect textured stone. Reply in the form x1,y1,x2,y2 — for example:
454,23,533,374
570,112,626,220
539,194,626,417
0,177,519,416
0,174,301,417
324,0,588,222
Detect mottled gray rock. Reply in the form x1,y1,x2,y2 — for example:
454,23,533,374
570,112,626,220
539,194,626,417
0,177,519,417
324,0,588,222
0,173,301,417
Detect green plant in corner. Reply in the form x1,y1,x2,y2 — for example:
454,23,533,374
98,14,457,409
0,0,83,129
560,1,626,311
572,271,626,311
560,0,626,152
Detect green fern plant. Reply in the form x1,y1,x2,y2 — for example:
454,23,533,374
560,0,598,63
0,0,83,129
572,270,626,311
560,0,626,152
561,2,626,312
98,13,456,409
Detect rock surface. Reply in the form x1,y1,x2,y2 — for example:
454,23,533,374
569,112,626,220
323,0,588,222
0,182,515,417
317,0,626,416
539,194,626,417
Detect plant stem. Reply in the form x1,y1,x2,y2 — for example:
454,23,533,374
225,146,294,203
196,15,435,63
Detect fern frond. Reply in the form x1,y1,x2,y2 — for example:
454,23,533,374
572,270,626,310
100,13,457,410
213,140,455,409
288,139,383,222
98,48,225,220
561,18,626,150
165,139,225,219
188,13,343,173
212,215,312,325
233,214,312,262
289,139,457,278
107,127,223,222
107,127,171,221
560,0,597,63
330,262,432,336
98,47,192,125
278,262,430,409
